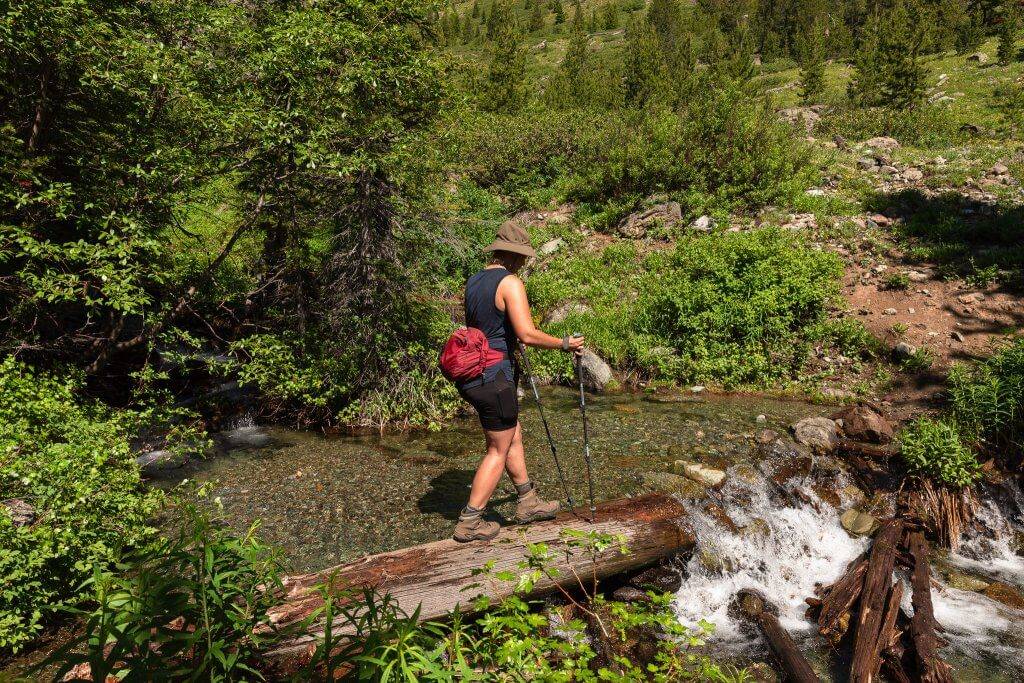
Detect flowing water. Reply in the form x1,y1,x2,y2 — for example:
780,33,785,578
175,388,1024,681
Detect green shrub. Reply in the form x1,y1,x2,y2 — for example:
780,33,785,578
0,358,159,651
947,337,1024,463
528,229,843,387
898,417,981,487
49,500,283,682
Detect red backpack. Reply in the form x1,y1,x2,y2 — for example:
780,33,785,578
439,327,504,382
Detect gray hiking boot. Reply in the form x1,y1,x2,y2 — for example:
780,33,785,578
453,514,500,542
516,489,560,524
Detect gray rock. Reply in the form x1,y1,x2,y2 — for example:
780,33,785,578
840,508,879,537
782,213,816,230
857,156,879,170
136,449,188,474
689,215,714,232
907,270,929,282
537,237,564,257
220,425,271,450
630,564,683,593
777,106,821,132
673,460,727,487
893,341,917,360
958,292,985,304
903,167,924,181
883,307,898,315
990,162,1009,176
864,136,900,151
2,499,35,527
578,349,613,392
612,586,650,603
541,301,591,326
618,202,683,237
690,385,705,393
755,414,767,424
791,417,838,451
967,52,988,63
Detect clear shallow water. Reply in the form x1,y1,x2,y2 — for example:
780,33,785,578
177,389,824,571
175,388,1024,681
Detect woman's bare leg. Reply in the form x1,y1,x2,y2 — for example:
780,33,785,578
467,426,517,509
503,422,530,486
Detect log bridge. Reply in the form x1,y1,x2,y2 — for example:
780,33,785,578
263,494,694,663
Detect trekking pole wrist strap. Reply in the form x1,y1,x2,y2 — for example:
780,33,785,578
561,335,569,351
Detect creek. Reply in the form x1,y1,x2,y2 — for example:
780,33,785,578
177,388,1024,681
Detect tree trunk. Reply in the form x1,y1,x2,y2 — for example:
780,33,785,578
850,518,904,683
907,530,953,683
263,494,694,663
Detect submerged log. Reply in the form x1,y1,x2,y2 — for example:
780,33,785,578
735,589,820,683
907,530,953,683
849,518,904,683
263,494,693,661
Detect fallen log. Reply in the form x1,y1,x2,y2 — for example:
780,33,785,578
849,518,904,683
735,589,820,683
835,438,895,460
814,555,868,643
907,530,953,683
263,494,692,661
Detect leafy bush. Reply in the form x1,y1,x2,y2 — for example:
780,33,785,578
947,337,1024,464
0,358,159,651
50,500,283,682
898,417,981,487
528,229,844,387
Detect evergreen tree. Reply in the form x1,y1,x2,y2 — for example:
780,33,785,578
623,17,670,105
464,12,476,42
553,0,565,24
486,0,500,38
483,2,528,111
556,8,592,105
647,0,686,49
571,0,583,27
797,17,826,102
998,3,1018,63
529,0,546,31
589,9,599,32
472,0,480,18
849,1,926,108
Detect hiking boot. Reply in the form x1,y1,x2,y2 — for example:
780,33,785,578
453,514,500,542
516,489,560,524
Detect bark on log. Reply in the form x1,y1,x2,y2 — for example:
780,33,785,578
735,589,820,683
850,518,904,683
835,438,895,459
907,531,953,683
263,494,692,661
815,556,869,642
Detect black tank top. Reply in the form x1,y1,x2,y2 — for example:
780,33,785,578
464,267,517,385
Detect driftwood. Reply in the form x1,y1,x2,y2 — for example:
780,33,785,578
850,518,904,682
907,531,953,683
263,494,693,662
814,555,868,642
835,438,895,460
735,589,820,683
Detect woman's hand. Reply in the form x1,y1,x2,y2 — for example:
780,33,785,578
500,275,583,352
563,334,585,354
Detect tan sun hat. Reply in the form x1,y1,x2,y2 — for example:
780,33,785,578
483,220,536,258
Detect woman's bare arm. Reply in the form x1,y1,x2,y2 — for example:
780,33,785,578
498,275,585,351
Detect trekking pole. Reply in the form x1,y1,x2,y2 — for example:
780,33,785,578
518,342,576,512
573,343,597,522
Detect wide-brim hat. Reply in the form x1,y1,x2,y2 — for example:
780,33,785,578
483,220,536,258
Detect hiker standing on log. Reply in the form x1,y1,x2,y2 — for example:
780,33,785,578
452,221,585,542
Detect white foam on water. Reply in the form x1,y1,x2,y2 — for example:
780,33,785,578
672,467,868,647
929,582,1024,669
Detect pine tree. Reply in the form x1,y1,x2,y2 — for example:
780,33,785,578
588,9,599,32
553,0,565,24
484,2,528,112
557,9,592,105
571,0,583,27
850,1,926,108
486,1,500,39
797,17,826,102
646,0,685,50
623,17,670,105
529,0,546,32
998,3,1018,64
472,0,480,18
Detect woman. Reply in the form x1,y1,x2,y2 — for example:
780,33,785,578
453,220,585,543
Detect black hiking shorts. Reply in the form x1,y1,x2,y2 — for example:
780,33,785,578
459,374,519,432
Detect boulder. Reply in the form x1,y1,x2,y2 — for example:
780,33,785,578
629,564,683,593
907,270,929,282
2,499,35,527
790,416,838,451
541,301,591,325
903,167,924,181
136,448,188,475
578,349,613,392
537,237,564,257
840,508,879,537
777,106,821,132
831,404,894,444
864,136,900,151
639,471,707,499
220,424,271,450
618,201,683,237
673,460,727,487
689,215,714,232
989,162,1009,176
967,52,988,63
893,341,917,360
857,156,879,170
611,586,651,603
